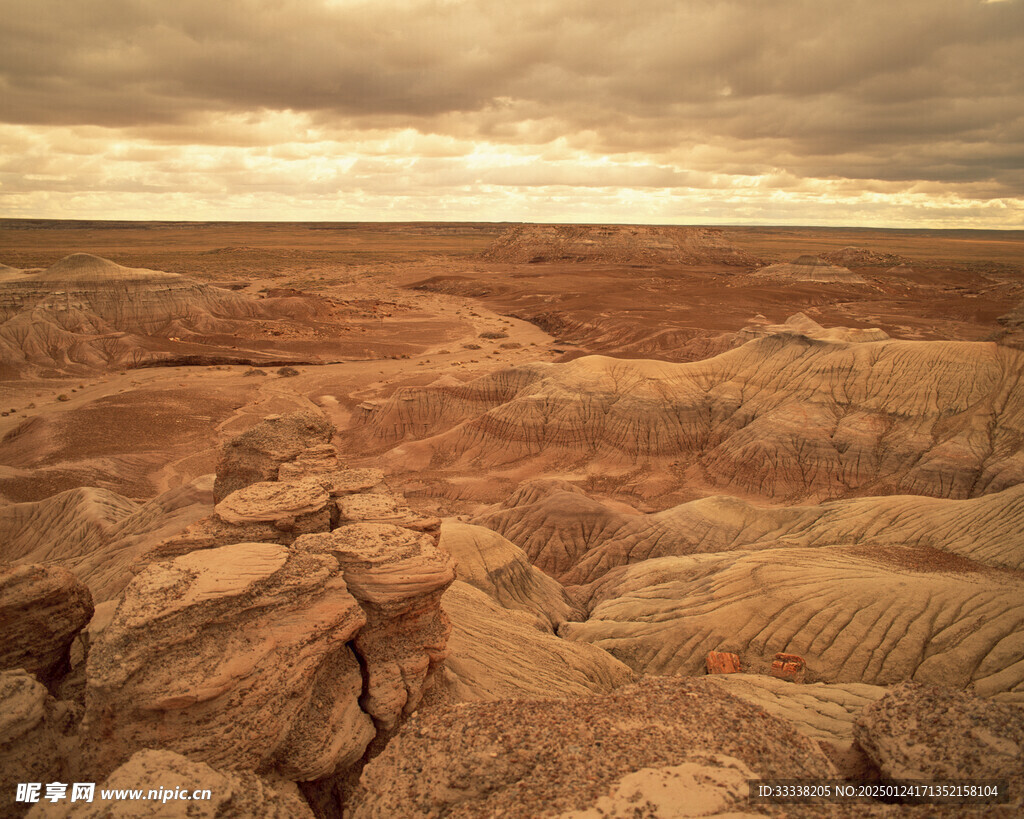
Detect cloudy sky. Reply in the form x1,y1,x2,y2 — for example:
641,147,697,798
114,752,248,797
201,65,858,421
2,0,1022,226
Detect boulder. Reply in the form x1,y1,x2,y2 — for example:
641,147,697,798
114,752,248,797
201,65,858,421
26,749,314,818
0,564,94,687
349,676,836,817
706,651,742,675
854,682,1024,797
770,653,806,683
213,411,334,502
294,524,455,732
0,670,77,818
81,542,373,781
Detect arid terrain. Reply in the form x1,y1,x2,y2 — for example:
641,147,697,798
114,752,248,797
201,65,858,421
2,219,1024,817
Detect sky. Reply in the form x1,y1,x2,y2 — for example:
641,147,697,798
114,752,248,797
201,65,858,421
1,0,1022,227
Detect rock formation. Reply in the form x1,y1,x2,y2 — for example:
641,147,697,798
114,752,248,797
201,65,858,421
475,480,1024,586
819,246,907,267
0,479,212,603
81,542,375,780
213,411,335,502
439,520,581,628
26,749,315,818
855,682,1024,808
746,255,867,284
0,669,78,817
294,523,455,732
0,254,271,375
441,581,633,702
362,334,1024,503
481,224,758,266
348,676,836,817
561,543,1024,700
0,564,94,687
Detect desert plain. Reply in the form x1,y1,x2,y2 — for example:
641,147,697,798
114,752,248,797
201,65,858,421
2,218,1024,817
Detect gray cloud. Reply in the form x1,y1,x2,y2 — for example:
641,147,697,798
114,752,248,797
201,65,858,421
1,0,1022,219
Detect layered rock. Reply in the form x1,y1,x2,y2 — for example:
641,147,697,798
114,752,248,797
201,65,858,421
0,564,94,687
439,519,581,629
348,676,835,817
746,255,867,284
216,477,332,532
213,411,335,502
0,670,77,817
476,476,1024,587
82,542,374,780
0,254,271,375
335,492,440,532
562,543,1024,701
363,335,1024,503
0,480,211,603
26,749,315,818
294,523,455,731
441,581,633,702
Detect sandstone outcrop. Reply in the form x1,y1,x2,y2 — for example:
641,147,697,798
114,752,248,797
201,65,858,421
0,670,77,818
0,480,211,603
363,334,1024,503
294,523,455,732
336,492,440,532
216,477,332,531
854,682,1024,806
348,676,835,817
439,520,581,629
0,564,94,687
441,581,633,702
82,542,374,780
213,411,335,502
26,749,315,818
481,224,758,266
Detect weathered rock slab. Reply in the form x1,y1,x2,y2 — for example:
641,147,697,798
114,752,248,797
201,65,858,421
0,564,94,687
82,542,373,781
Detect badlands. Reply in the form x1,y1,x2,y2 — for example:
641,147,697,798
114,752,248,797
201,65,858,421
1,219,1024,817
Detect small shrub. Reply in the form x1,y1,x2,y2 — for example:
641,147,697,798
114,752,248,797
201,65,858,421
478,331,508,339
276,366,300,377
57,394,70,402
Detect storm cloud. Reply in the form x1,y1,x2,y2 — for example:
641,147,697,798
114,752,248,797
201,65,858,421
2,0,1022,224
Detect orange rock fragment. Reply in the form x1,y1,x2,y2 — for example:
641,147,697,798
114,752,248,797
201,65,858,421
705,651,742,675
770,652,806,683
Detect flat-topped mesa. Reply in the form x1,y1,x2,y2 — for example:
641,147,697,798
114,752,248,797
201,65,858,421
746,255,867,284
295,523,456,732
82,542,374,781
336,492,441,533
